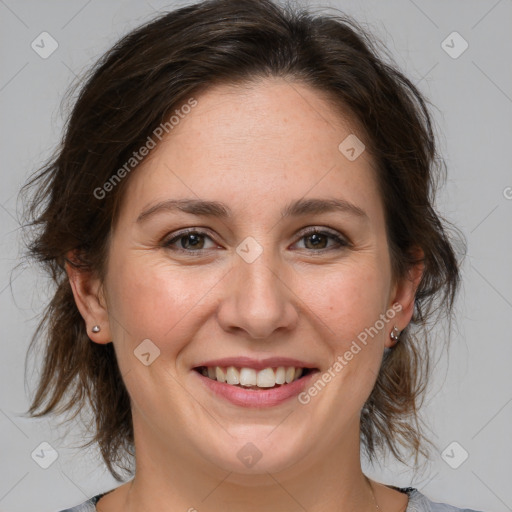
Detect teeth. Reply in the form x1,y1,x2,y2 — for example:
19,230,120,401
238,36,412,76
200,365,307,388
226,366,240,385
275,366,286,384
215,367,226,383
239,368,257,386
256,368,276,388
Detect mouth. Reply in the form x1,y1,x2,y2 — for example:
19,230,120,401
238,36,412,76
191,356,321,407
193,365,317,390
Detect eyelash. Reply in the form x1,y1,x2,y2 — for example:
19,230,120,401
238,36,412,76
161,227,350,255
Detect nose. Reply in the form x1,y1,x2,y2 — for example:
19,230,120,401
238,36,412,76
216,245,299,340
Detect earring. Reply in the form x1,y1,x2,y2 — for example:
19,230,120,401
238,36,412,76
390,326,400,343
92,325,101,333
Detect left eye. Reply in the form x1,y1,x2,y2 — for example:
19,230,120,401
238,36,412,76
294,229,348,251
162,228,348,253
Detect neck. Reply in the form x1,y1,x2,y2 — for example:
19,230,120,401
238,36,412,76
121,415,378,512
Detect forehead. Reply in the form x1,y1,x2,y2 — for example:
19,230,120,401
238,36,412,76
116,78,382,225
169,77,365,161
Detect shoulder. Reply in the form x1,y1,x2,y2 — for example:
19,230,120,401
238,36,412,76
57,486,486,512
403,487,486,512
56,491,109,512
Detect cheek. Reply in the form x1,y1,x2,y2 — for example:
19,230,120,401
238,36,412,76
105,256,221,357
300,260,391,407
305,260,391,342
104,258,214,415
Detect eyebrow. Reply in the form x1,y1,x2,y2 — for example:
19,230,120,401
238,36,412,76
136,197,368,223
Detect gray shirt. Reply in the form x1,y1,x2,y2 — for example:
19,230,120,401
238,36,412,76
57,486,485,512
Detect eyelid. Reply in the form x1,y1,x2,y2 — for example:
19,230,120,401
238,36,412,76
292,226,350,250
295,225,350,242
162,227,220,250
162,225,351,254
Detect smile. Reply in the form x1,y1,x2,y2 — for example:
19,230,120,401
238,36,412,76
194,365,315,389
192,364,320,407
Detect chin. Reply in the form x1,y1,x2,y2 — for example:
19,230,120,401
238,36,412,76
198,428,311,478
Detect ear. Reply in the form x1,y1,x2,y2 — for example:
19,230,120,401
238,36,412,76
385,246,424,348
65,251,112,344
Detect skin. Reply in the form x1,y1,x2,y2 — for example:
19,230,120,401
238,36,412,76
67,77,422,512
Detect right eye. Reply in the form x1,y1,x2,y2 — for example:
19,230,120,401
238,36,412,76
161,229,219,254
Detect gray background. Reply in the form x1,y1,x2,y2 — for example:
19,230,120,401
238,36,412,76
0,0,511,511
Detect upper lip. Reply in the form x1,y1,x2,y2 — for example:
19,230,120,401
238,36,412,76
193,357,318,371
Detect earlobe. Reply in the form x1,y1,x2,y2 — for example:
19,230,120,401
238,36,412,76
65,252,112,344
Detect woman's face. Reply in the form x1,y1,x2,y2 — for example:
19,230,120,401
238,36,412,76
84,78,416,476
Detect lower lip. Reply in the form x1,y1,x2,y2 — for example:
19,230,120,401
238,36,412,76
193,370,318,408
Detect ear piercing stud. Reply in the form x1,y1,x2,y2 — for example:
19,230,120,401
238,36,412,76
92,325,101,333
390,326,400,343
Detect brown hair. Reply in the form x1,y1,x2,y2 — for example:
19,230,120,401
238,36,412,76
22,0,462,481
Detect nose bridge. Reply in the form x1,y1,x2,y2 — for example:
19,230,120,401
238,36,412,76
240,242,281,307
216,236,298,339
